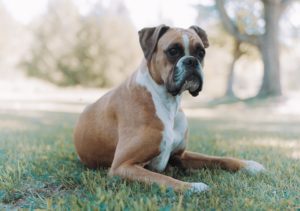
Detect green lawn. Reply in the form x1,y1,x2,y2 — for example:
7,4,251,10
0,108,299,210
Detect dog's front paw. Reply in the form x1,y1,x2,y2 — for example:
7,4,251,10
189,182,210,193
242,160,266,175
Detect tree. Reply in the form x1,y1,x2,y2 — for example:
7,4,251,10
215,0,293,98
21,0,81,85
22,0,140,87
0,0,25,78
225,40,244,98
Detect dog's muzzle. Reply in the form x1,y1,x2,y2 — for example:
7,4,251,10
167,56,203,96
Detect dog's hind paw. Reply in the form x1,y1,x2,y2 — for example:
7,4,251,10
242,160,266,175
189,182,210,193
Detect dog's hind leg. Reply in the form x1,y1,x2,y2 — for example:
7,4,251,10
170,151,265,174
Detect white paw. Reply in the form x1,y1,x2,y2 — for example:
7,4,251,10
189,182,210,193
243,160,266,174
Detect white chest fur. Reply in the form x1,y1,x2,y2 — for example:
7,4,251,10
136,68,188,172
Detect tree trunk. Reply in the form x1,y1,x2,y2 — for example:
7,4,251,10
225,41,243,97
257,0,282,97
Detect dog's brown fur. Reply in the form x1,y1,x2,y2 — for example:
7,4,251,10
74,26,250,192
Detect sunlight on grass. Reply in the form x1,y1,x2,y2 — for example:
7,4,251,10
0,119,30,131
0,109,300,209
238,139,300,160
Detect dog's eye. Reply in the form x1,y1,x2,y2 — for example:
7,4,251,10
196,48,205,58
168,48,179,57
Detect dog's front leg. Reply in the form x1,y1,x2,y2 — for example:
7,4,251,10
108,129,209,193
109,164,209,192
171,151,265,174
110,164,182,190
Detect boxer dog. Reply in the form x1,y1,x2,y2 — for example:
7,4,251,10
73,25,265,192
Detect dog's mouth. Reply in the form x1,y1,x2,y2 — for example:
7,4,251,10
166,68,203,97
180,74,202,96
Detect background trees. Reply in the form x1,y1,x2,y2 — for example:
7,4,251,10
0,0,24,78
0,0,299,98
215,0,294,98
21,0,140,87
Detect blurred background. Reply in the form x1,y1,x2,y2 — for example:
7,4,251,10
0,0,300,113
1,1,300,208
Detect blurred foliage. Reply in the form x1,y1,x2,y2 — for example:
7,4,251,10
0,1,23,72
228,0,264,35
21,0,140,87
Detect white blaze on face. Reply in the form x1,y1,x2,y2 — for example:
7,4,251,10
173,34,191,85
182,34,190,56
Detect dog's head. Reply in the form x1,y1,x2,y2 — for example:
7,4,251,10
138,25,209,96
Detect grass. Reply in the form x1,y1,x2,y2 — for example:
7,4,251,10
0,108,300,210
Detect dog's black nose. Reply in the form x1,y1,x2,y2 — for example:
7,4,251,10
183,57,198,68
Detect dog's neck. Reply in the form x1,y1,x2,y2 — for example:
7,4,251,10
136,63,181,118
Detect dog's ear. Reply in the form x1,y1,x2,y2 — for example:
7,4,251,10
189,25,209,48
138,24,170,61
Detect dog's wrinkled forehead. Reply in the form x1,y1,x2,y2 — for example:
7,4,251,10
157,28,206,52
138,25,209,62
